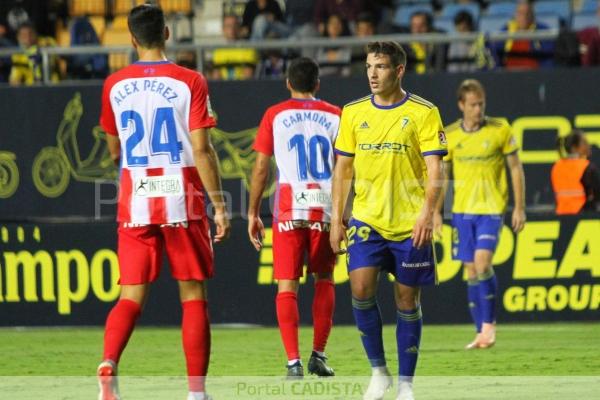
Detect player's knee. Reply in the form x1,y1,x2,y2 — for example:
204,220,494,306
395,296,418,311
277,279,299,293
351,282,376,300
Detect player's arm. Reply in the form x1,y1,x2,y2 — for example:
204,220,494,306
105,134,121,166
247,152,270,251
413,155,444,249
191,128,231,242
433,160,451,237
506,152,526,233
330,154,354,254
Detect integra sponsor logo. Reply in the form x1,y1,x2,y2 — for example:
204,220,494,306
358,143,410,153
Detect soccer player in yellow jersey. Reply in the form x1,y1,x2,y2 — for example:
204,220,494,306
434,79,526,350
331,42,446,400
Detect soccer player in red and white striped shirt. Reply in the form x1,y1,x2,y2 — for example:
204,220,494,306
247,57,341,378
97,5,230,400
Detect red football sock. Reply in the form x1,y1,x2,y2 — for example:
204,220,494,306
276,291,300,361
103,299,142,363
182,300,211,392
312,280,335,353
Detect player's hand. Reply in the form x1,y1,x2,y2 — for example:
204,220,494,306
433,211,444,240
512,208,526,233
330,221,348,255
412,210,433,249
213,210,231,243
247,214,265,251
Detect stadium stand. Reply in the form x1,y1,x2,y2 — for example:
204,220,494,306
393,3,434,27
573,12,598,30
486,2,518,17
440,2,481,22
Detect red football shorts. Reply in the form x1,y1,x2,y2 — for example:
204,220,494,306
272,220,336,280
117,219,213,285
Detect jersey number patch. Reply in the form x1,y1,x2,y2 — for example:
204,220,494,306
288,134,332,181
121,107,183,166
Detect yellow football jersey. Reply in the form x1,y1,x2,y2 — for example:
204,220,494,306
335,93,447,241
444,117,519,214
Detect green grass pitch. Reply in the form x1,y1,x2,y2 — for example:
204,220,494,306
1,323,599,399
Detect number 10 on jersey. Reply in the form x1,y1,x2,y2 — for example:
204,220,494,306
288,134,332,181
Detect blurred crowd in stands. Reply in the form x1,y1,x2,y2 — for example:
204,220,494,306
1,0,600,84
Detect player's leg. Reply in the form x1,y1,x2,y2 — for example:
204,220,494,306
472,215,503,348
464,262,483,349
451,213,481,349
346,219,392,400
273,224,306,378
307,226,336,376
99,224,162,400
474,249,497,348
390,237,436,400
163,220,214,400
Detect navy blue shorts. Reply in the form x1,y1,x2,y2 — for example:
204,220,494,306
451,213,503,262
346,218,436,287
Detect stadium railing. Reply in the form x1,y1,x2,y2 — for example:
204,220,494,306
0,30,559,84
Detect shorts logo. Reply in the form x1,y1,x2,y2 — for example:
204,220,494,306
438,131,447,145
478,234,497,241
401,261,431,268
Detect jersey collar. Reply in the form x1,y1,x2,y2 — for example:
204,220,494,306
370,92,410,110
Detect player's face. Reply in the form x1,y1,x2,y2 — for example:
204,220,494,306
459,91,485,123
366,53,404,96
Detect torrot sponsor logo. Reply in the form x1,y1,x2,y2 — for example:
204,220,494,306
358,143,411,153
0,225,120,315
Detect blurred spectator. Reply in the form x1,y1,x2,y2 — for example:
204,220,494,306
9,22,59,85
351,12,376,75
256,47,287,78
314,0,363,35
68,17,108,80
241,0,284,39
551,130,600,214
284,0,319,39
577,4,600,66
0,24,14,83
210,14,258,80
498,0,554,70
405,11,446,74
175,38,197,70
0,0,56,41
315,14,352,77
446,11,495,73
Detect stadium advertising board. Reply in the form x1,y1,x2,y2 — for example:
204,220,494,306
0,215,597,326
1,68,599,219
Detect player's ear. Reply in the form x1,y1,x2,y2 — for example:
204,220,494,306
396,63,405,78
286,79,292,91
164,26,170,42
131,33,139,50
314,79,320,93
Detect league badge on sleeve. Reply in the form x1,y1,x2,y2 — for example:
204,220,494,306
438,131,448,145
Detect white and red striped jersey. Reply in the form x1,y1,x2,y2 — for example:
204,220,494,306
253,98,341,222
100,61,216,224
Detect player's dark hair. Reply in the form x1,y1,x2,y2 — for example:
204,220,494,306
128,4,166,49
357,12,376,27
366,41,407,67
454,10,474,31
457,79,485,102
287,57,319,93
17,21,35,33
557,129,585,157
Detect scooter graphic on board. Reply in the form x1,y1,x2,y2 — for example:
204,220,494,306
0,151,19,199
32,92,117,198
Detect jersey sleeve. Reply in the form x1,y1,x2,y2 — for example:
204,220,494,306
419,106,448,156
189,73,217,131
99,79,118,136
502,123,519,155
253,108,274,156
334,107,356,157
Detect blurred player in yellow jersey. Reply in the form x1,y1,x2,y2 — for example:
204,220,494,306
331,42,446,400
434,79,526,350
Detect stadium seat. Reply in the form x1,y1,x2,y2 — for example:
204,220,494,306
440,3,481,21
534,1,571,24
393,4,434,27
581,0,599,13
572,12,598,30
89,16,106,39
103,29,131,46
159,0,192,14
479,15,510,33
434,17,455,33
111,15,129,30
487,2,517,17
113,0,146,15
537,15,561,30
69,0,106,17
